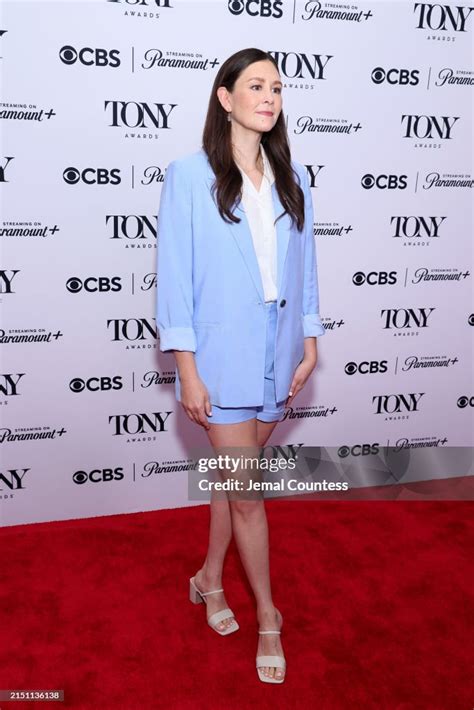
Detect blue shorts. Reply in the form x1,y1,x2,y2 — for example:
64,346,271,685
209,301,287,425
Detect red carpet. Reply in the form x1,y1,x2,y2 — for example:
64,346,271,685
1,489,473,709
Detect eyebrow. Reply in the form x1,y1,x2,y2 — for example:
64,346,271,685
246,77,283,86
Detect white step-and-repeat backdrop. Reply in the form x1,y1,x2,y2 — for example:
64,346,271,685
1,0,473,526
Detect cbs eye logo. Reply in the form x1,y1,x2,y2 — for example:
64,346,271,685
63,167,121,185
371,67,419,85
66,276,122,293
59,45,120,67
228,0,245,13
457,396,474,408
70,376,123,393
228,0,283,18
361,173,408,190
352,271,397,286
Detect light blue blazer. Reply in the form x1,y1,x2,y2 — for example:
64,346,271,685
156,148,325,408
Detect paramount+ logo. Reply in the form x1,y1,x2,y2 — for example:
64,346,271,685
228,0,283,18
59,45,120,67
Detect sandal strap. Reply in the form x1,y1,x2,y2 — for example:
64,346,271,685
258,630,281,635
200,587,224,596
208,608,235,627
256,655,286,669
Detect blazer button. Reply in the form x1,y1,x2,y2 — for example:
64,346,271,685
279,299,286,307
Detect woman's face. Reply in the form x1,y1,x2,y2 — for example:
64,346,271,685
222,60,283,134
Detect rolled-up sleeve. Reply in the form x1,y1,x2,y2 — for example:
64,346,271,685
156,159,197,352
300,166,325,338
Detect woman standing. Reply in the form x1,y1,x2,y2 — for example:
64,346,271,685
156,48,325,684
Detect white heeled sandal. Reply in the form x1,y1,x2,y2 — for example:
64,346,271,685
256,630,286,684
189,576,239,636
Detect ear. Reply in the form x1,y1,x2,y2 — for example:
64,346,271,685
216,86,231,113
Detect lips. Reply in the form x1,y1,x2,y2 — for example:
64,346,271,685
256,111,274,116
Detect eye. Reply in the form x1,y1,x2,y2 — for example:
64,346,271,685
250,84,282,94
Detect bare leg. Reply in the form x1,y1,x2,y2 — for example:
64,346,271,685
193,489,235,632
203,416,285,681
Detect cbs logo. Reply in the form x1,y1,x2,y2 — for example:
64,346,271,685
63,167,121,185
73,468,125,484
371,67,419,85
457,396,474,408
345,361,389,375
337,444,379,458
70,377,123,393
228,0,283,17
352,271,397,286
361,174,408,190
59,45,120,67
66,277,122,293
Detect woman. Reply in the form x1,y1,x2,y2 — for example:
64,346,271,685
156,48,325,684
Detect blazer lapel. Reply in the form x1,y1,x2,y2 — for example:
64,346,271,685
272,182,290,298
202,151,290,302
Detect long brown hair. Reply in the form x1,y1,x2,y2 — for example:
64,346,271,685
202,48,305,232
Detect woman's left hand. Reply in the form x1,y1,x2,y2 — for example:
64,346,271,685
285,356,317,407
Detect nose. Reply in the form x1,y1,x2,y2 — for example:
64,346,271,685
263,89,274,105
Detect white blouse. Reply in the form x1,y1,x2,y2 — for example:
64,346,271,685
236,144,277,303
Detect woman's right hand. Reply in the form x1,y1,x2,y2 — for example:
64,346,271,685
180,375,213,429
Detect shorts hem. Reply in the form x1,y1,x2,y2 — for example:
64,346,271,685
256,413,285,423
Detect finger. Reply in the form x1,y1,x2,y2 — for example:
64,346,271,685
195,408,210,430
287,385,301,406
186,409,199,426
185,406,201,427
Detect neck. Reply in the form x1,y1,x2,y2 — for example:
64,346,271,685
231,125,262,170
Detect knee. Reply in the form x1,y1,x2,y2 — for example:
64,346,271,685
229,498,264,519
